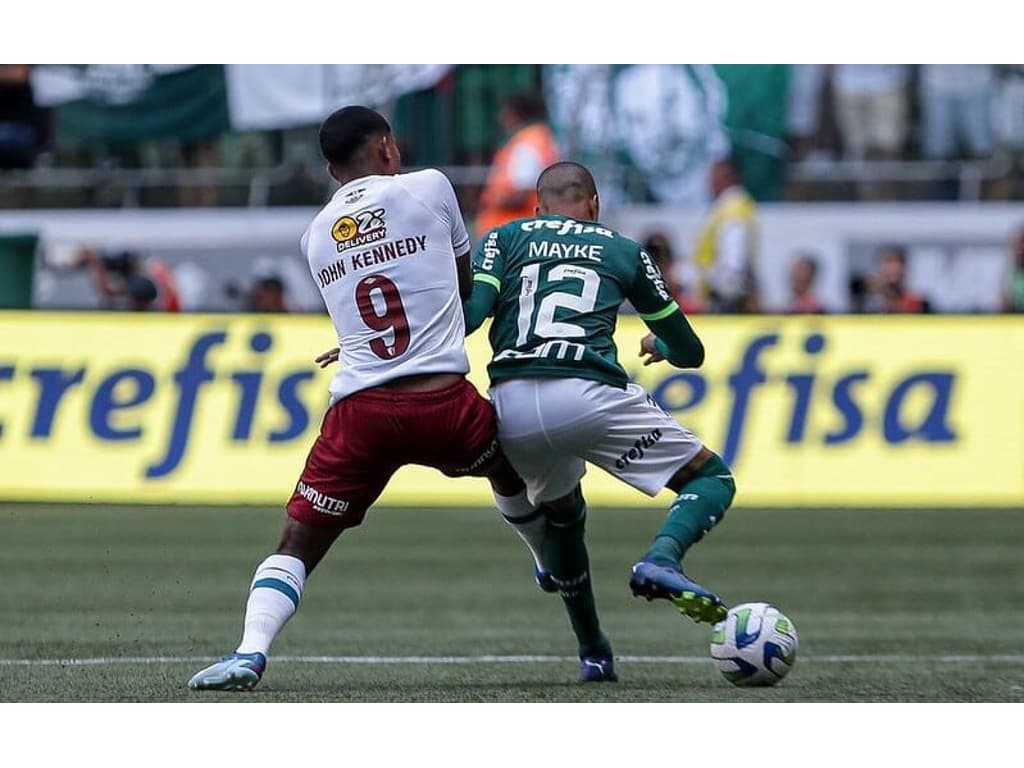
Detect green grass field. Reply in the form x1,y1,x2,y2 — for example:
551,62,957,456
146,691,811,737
1,503,1022,702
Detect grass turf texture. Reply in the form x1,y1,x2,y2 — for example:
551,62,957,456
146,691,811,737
1,504,1022,702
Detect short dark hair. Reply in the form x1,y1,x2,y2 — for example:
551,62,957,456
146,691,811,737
256,276,284,292
318,106,391,167
127,275,158,303
643,232,673,265
536,161,597,204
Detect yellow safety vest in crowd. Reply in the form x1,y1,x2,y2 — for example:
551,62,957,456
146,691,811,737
693,186,758,298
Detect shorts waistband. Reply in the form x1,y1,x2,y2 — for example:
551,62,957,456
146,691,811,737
348,376,469,404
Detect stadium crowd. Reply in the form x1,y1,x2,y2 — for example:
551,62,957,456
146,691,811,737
2,64,1023,316
3,65,1024,205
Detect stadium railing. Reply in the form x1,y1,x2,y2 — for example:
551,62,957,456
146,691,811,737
0,157,1014,207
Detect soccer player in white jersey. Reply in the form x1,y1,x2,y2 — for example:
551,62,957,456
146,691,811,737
188,106,529,692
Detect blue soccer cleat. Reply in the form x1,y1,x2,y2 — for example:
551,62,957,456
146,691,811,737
629,560,728,624
187,651,267,691
578,655,618,683
535,566,558,594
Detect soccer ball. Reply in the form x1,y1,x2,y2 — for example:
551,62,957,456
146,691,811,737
710,602,798,686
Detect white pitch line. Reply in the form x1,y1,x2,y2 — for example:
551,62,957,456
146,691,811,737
2,653,1024,667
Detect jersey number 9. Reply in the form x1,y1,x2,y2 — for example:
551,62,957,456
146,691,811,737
355,274,411,360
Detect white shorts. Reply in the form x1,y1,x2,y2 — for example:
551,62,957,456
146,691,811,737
490,377,703,505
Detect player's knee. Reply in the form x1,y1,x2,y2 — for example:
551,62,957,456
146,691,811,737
720,475,737,512
540,487,584,526
486,454,526,497
276,517,345,575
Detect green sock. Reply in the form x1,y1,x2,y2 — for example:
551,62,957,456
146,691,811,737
644,453,736,566
542,493,610,660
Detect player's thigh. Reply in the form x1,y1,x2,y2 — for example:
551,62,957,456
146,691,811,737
490,378,596,504
417,378,505,478
580,382,704,496
286,401,396,532
498,429,586,505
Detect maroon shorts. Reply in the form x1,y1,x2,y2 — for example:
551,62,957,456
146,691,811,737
287,377,499,530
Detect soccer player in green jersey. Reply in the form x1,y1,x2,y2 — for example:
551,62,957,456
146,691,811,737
464,161,736,682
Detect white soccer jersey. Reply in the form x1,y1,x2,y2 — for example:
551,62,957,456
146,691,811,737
301,169,472,401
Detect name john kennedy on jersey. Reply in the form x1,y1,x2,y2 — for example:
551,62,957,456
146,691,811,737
316,235,429,289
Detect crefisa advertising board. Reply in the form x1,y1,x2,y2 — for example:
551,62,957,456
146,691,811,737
1,312,1020,507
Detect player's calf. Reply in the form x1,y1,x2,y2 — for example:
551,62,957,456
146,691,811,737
631,451,735,623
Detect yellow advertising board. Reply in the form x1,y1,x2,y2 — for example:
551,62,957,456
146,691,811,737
0,311,1021,507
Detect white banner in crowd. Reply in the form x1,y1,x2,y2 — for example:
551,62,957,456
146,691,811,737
30,64,454,131
224,65,454,130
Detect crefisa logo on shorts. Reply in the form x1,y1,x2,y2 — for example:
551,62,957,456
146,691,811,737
332,207,387,252
616,428,664,469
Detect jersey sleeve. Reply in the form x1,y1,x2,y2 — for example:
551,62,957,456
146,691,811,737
628,246,679,321
463,226,507,334
473,226,509,293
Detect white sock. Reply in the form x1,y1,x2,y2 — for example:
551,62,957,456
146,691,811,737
236,554,306,656
494,490,548,572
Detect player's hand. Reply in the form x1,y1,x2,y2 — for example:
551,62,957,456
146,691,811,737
639,333,665,366
315,347,340,368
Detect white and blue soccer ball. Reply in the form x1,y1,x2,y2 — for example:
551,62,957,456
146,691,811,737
710,602,799,686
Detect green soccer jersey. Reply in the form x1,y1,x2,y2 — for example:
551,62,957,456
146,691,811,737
471,214,678,388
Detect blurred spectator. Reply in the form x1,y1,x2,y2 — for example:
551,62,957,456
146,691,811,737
692,159,759,313
787,65,827,161
178,139,220,207
76,247,181,312
864,245,930,314
1003,228,1024,313
125,275,159,311
0,65,44,170
833,65,911,161
992,65,1024,200
643,232,705,315
476,92,559,234
782,254,825,314
920,65,995,160
248,274,289,313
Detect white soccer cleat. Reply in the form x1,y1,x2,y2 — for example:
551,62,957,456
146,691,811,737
187,652,267,691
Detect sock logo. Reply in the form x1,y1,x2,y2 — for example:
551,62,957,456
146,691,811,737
615,428,663,469
552,571,589,598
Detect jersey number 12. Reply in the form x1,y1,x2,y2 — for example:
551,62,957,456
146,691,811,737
516,263,599,346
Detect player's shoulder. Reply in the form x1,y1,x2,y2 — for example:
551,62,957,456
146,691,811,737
497,216,538,236
394,168,455,198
